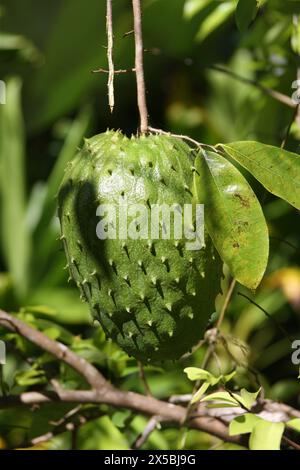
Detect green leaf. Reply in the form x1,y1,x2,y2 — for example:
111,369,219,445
184,367,236,384
201,391,241,406
185,367,236,403
32,106,91,277
184,0,211,19
111,410,132,429
42,106,91,224
286,418,300,432
257,0,267,6
184,367,214,381
235,0,259,32
223,370,237,383
229,413,262,435
249,420,284,450
219,443,248,450
201,387,260,409
0,78,31,299
15,368,47,387
269,0,300,15
191,382,211,403
26,0,126,131
196,1,236,42
26,288,91,325
239,388,261,409
0,33,41,63
220,141,300,210
42,327,61,341
194,149,269,289
291,15,300,55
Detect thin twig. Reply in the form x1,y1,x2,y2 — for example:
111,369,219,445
282,435,300,451
281,105,299,149
138,361,152,396
31,407,104,447
149,126,203,148
71,428,78,450
143,48,296,109
216,279,236,330
93,68,136,74
132,416,158,449
106,0,115,113
132,0,149,133
148,126,216,152
237,293,293,343
209,64,296,109
123,30,134,38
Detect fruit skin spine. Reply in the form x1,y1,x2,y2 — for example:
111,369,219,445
58,130,222,363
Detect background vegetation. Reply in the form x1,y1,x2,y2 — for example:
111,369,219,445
0,0,299,450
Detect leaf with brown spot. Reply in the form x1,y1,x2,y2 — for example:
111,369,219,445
194,150,269,289
220,141,300,210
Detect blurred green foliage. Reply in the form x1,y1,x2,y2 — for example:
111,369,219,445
0,0,299,450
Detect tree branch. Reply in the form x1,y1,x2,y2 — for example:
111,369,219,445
132,0,149,133
0,309,238,444
0,310,108,391
1,309,299,449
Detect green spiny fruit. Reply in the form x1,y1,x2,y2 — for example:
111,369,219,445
58,130,222,362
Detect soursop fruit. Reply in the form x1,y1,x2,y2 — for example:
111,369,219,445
58,130,222,362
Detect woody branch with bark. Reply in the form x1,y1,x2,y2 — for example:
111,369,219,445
0,309,300,449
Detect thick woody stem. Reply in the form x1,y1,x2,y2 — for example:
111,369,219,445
132,0,149,133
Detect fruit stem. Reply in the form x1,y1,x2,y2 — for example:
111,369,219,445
106,0,115,113
132,0,149,134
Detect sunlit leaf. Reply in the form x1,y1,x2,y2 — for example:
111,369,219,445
194,149,269,289
184,0,211,19
229,413,261,435
286,418,300,432
291,15,300,55
220,141,300,210
201,391,241,406
239,388,261,409
15,368,47,387
196,1,236,42
184,367,214,381
191,382,211,403
249,420,284,450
